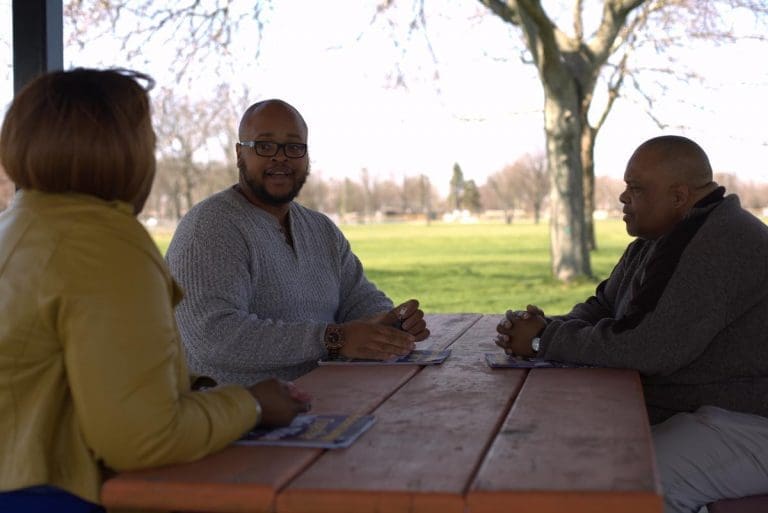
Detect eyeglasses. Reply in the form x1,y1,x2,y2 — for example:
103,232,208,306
239,140,307,158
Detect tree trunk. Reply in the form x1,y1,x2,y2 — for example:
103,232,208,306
172,182,183,221
581,126,597,251
544,95,592,281
184,174,194,215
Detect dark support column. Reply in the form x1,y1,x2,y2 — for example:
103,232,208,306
12,0,63,93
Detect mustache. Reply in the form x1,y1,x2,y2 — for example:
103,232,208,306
236,160,311,176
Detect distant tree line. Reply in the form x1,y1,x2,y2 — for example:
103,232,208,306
137,152,768,225
2,82,766,220
2,159,768,221
140,152,553,225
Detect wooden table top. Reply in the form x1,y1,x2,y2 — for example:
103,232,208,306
101,313,662,513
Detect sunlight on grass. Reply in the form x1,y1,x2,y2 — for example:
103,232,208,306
339,220,631,314
152,220,632,315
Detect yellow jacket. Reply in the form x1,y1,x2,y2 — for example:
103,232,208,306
0,190,258,506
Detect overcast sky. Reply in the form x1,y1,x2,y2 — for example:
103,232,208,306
2,1,767,196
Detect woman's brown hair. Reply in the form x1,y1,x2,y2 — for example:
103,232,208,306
0,68,156,213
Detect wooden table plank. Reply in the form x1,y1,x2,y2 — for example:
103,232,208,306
100,445,311,513
277,315,526,513
467,368,663,513
100,313,480,513
417,312,482,351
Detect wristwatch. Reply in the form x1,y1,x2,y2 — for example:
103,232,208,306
324,325,345,360
531,323,546,354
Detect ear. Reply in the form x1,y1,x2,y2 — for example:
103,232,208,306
670,184,689,208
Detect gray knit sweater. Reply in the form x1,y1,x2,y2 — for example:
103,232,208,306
539,193,768,424
166,187,393,384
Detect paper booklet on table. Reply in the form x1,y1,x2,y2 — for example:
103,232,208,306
237,414,375,449
484,352,592,369
318,348,451,366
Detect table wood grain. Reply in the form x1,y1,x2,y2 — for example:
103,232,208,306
100,313,662,513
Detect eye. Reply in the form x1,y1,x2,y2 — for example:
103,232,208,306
255,141,277,153
285,143,306,156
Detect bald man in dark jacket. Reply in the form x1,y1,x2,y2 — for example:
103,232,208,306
496,136,768,513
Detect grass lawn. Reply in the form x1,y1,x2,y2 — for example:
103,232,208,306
339,220,631,314
152,219,632,315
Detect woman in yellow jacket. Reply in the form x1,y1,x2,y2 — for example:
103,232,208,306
0,68,311,512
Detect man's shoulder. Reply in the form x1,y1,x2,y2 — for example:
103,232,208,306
291,201,325,217
175,188,248,231
168,188,248,257
291,202,338,228
185,188,242,217
709,194,768,239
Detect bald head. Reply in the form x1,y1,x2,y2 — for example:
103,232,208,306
620,135,719,239
238,99,307,140
632,135,713,190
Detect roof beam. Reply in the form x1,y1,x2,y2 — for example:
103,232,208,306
12,0,63,93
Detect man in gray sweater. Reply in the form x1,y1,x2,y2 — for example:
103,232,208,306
166,99,429,385
495,136,768,513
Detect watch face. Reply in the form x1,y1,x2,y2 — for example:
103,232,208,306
325,328,344,349
327,333,342,348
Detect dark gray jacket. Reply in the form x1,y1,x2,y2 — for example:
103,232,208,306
539,190,768,424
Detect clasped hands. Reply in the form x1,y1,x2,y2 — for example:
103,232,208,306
495,304,546,358
341,299,430,360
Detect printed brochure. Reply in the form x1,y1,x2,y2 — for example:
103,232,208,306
319,349,451,366
237,414,375,449
484,352,590,369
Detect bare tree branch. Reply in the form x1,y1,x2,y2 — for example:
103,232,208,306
65,0,268,83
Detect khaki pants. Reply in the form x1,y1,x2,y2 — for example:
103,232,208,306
652,406,768,513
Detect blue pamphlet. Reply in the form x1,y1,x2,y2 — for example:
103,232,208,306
319,349,451,366
484,352,590,369
237,414,375,449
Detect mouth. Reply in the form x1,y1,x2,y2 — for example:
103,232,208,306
266,168,293,177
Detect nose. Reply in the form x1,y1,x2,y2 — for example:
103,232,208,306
271,148,289,161
619,189,630,205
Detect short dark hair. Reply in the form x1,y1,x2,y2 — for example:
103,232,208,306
0,68,157,213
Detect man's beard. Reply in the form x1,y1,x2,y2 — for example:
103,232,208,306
238,161,308,206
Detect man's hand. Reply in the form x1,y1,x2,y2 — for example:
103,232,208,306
247,378,312,428
495,306,546,357
368,299,430,341
339,319,416,360
525,304,545,318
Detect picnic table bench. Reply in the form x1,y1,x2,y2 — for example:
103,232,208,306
101,313,663,513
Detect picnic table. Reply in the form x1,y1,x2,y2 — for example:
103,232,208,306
101,313,662,513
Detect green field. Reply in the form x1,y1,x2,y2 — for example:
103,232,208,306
153,220,632,315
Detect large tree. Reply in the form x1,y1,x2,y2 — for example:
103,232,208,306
369,0,767,277
476,0,767,279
